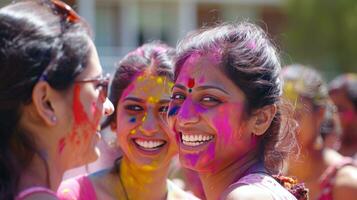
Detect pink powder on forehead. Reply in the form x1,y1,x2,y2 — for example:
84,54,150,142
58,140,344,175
198,76,205,84
120,83,135,100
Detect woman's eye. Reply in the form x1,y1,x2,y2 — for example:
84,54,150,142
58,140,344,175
171,93,186,101
125,105,143,112
158,106,169,113
201,96,222,106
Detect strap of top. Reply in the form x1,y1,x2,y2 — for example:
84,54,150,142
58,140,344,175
318,157,357,200
16,186,57,200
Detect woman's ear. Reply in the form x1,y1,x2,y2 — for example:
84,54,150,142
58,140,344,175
32,81,58,126
251,104,277,136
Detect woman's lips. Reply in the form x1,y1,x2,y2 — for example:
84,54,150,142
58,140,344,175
131,137,167,155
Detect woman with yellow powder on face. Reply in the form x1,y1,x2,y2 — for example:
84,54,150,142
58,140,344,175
58,41,199,200
281,65,357,200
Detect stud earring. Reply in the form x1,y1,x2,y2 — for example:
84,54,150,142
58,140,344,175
51,115,57,123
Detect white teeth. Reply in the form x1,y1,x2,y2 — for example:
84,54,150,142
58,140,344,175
134,139,165,149
182,140,205,147
181,134,214,144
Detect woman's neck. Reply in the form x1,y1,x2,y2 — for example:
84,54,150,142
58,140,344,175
199,151,260,200
19,152,64,193
119,156,169,200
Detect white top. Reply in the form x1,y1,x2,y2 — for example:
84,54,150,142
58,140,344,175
220,173,297,200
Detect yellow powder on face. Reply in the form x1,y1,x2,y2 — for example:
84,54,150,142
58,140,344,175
168,81,174,89
130,129,136,135
137,75,144,81
156,77,163,84
142,113,147,122
147,96,155,103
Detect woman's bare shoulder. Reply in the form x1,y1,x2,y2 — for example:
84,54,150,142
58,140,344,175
334,165,357,200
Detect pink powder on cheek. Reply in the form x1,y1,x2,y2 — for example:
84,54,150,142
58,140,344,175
341,110,355,123
70,85,94,143
212,108,233,145
73,85,90,124
58,137,66,154
212,103,244,144
91,101,97,117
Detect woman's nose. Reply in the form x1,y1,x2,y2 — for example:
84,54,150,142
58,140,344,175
103,98,114,116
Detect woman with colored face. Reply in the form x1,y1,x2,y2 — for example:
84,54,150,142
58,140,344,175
58,42,198,200
168,22,304,200
0,1,114,199
282,65,357,200
328,73,357,158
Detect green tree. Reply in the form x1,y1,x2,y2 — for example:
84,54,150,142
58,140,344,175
283,0,357,78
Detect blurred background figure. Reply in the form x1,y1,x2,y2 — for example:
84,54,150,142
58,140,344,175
320,101,342,151
328,73,357,158
281,64,357,200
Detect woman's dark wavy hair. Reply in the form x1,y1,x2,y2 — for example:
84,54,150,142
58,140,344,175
101,41,175,129
175,21,298,174
0,1,92,199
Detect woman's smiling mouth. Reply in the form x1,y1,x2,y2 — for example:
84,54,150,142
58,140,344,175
132,138,167,152
179,132,215,148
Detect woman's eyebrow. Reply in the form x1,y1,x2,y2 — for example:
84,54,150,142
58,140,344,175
195,85,230,95
172,84,186,91
123,96,145,103
158,99,170,104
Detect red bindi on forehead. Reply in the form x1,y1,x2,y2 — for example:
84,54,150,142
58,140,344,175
188,78,195,88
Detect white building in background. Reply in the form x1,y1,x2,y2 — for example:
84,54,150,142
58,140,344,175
0,0,284,72
74,0,285,72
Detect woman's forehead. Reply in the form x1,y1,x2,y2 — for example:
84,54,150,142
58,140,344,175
121,74,173,102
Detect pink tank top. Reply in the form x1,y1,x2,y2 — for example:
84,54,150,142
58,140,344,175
16,186,57,200
58,176,96,200
318,157,357,200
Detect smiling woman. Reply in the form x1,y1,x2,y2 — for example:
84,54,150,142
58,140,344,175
168,22,304,200
58,41,198,200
